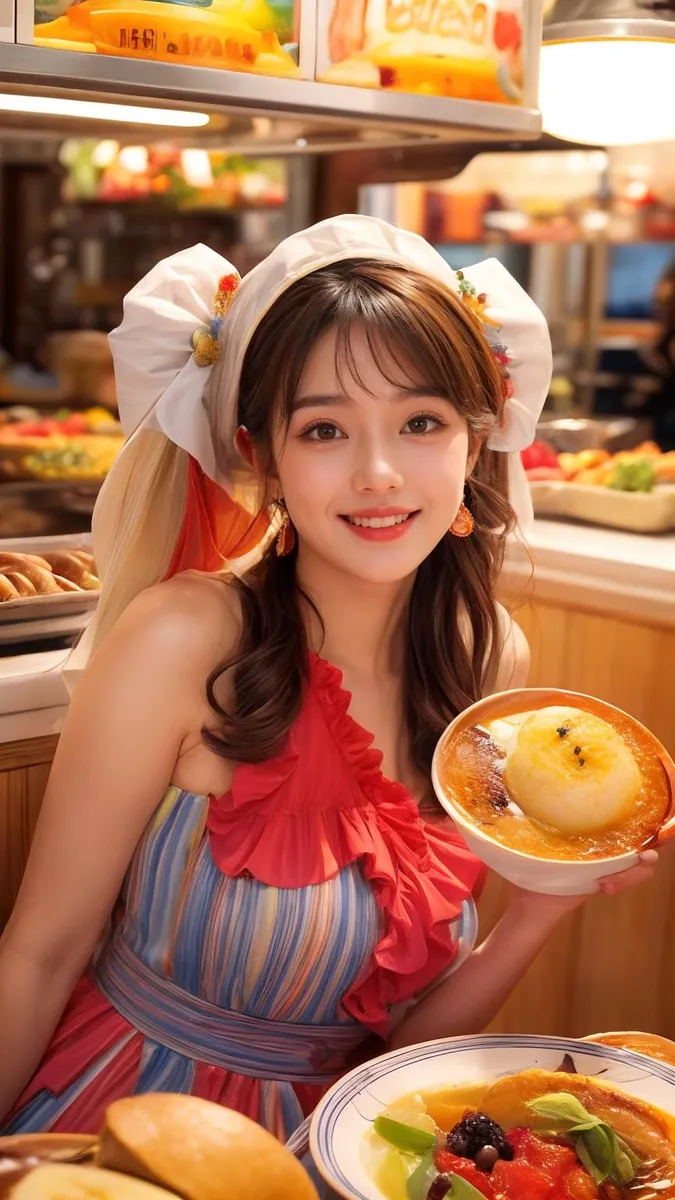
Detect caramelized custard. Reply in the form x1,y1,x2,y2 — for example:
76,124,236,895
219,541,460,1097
437,694,670,861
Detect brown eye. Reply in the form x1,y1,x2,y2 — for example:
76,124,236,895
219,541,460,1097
405,415,442,435
305,422,344,441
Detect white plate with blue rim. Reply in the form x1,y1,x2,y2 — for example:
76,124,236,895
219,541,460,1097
309,1034,675,1200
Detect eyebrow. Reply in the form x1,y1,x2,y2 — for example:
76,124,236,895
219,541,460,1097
291,386,450,412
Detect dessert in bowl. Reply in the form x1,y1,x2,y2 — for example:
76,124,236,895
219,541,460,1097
431,688,675,895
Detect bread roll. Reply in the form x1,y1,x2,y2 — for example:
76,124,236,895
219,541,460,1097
72,551,96,572
0,576,20,601
0,552,52,574
52,575,83,594
78,572,101,591
41,552,87,585
12,563,62,596
10,1164,178,1200
3,572,37,598
98,1095,319,1200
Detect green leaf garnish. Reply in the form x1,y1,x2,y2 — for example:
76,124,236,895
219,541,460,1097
406,1150,437,1200
526,1092,640,1185
374,1116,437,1156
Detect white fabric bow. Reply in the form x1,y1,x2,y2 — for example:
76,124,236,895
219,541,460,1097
106,215,552,534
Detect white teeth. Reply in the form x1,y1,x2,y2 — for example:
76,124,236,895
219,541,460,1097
347,514,410,527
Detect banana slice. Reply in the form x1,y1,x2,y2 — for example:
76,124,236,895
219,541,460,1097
502,705,642,835
98,1094,319,1200
10,1164,177,1200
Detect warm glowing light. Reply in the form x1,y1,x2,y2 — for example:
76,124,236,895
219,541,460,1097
624,179,649,201
540,39,675,146
0,94,209,127
91,139,119,167
180,148,214,188
118,145,149,173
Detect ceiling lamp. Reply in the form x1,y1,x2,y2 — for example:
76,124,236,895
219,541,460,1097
540,0,675,146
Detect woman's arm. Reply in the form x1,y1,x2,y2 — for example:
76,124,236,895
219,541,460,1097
390,856,656,1049
0,576,237,1121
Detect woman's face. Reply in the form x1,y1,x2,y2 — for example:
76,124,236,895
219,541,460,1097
272,322,472,585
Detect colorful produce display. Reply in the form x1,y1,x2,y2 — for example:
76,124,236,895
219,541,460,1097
521,442,675,492
0,411,124,482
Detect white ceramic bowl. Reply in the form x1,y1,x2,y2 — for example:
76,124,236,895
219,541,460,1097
431,687,675,896
310,1033,675,1200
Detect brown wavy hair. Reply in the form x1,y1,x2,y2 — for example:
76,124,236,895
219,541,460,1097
204,258,515,779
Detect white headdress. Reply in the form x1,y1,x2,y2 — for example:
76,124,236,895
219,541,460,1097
104,213,551,538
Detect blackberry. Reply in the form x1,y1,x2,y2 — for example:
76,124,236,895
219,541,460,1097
446,1112,513,1162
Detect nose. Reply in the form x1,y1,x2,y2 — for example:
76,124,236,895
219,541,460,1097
351,434,404,494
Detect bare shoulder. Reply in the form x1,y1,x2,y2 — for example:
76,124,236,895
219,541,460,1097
96,571,242,680
488,604,530,694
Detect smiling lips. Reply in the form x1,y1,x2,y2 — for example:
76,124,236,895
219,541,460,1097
340,508,419,541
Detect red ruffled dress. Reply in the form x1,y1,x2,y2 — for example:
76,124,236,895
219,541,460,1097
3,654,483,1140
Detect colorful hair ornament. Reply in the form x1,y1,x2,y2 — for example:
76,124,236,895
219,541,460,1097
457,268,512,424
192,272,240,368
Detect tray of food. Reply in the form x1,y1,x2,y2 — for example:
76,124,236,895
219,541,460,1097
0,537,101,622
521,441,675,533
0,409,123,483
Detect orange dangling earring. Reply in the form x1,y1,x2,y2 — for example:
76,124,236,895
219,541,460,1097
450,502,474,538
275,500,296,557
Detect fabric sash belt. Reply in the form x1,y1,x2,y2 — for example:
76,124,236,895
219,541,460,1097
95,934,366,1084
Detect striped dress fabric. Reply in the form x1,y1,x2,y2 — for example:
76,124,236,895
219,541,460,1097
3,654,483,1141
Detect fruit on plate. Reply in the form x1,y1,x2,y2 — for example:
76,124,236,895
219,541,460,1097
98,1094,319,1200
0,435,124,482
524,441,675,493
606,457,657,494
520,442,564,482
0,409,121,442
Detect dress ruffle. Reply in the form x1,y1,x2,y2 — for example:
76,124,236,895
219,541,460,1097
206,654,483,1036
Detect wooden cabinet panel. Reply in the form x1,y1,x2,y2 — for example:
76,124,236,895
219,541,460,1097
0,736,57,932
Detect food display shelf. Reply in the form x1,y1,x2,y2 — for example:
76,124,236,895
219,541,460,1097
0,44,542,153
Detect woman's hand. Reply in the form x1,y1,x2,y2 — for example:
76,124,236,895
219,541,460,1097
509,848,659,926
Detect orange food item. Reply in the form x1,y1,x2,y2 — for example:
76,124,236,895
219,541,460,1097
573,464,612,486
436,692,671,861
655,452,675,483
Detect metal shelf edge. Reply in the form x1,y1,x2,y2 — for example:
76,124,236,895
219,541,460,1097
0,44,542,141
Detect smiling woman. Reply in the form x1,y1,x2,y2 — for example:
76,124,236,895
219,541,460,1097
0,217,654,1147
201,258,512,772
